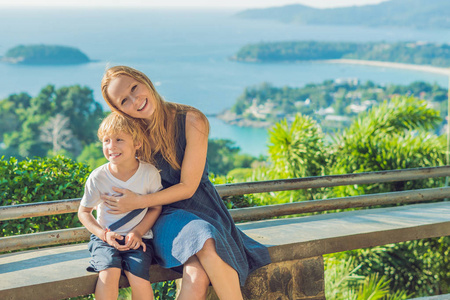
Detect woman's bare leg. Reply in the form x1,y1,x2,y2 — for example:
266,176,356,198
177,256,210,300
195,238,243,300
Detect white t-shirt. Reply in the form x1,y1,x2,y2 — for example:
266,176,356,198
80,161,162,238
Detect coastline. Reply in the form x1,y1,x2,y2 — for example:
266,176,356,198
320,59,450,76
215,111,272,128
218,59,450,129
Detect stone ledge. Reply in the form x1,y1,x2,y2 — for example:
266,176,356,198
408,295,450,300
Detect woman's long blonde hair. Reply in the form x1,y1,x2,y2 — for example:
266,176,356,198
101,65,209,170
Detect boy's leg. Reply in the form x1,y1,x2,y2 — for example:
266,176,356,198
122,238,154,300
125,270,154,300
95,267,121,300
87,235,124,300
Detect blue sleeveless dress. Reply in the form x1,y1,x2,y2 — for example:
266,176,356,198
151,112,271,286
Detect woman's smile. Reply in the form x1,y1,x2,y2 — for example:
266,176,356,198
107,75,156,119
137,99,147,111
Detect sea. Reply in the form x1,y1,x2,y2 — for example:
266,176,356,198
1,7,449,156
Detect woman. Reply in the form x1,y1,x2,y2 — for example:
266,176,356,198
100,65,271,299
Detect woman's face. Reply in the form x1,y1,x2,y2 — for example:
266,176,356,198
107,75,156,120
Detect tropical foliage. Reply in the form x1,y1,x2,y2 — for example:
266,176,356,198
330,96,445,197
76,142,108,170
267,114,326,179
1,83,448,298
247,94,448,297
0,155,91,237
249,114,327,204
346,237,450,297
207,138,259,176
324,255,410,300
0,85,105,160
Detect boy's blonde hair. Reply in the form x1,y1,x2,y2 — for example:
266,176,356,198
98,112,149,161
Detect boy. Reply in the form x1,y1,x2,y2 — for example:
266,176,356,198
78,112,162,300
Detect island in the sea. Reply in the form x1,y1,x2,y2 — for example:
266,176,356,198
217,80,447,132
1,44,91,65
232,41,450,68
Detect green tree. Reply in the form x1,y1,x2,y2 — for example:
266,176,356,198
330,95,445,197
0,156,91,236
252,114,327,204
207,139,240,175
324,256,410,300
53,85,104,147
1,85,104,159
6,115,50,158
77,142,107,169
4,86,56,157
252,94,448,296
326,95,447,296
40,114,77,157
0,93,32,143
207,138,257,176
267,114,326,179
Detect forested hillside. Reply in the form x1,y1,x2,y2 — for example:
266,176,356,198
237,0,450,29
234,41,450,67
218,80,448,133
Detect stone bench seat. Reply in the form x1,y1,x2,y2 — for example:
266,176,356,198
1,201,450,300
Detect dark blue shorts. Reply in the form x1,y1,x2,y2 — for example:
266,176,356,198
87,234,154,281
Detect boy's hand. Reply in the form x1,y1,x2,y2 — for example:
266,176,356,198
125,231,146,252
105,231,129,251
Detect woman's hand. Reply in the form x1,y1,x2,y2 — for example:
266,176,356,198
125,231,147,251
101,187,143,214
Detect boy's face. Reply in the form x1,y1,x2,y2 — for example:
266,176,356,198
102,132,140,165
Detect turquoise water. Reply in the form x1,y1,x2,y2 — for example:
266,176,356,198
0,8,449,155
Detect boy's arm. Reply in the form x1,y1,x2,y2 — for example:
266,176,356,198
78,205,124,248
78,205,105,241
125,206,162,250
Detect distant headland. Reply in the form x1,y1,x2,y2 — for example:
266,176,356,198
1,44,91,65
236,0,450,29
232,41,450,70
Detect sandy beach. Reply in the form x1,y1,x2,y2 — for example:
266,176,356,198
321,59,450,76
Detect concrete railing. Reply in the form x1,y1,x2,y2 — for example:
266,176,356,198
1,166,449,252
1,166,450,299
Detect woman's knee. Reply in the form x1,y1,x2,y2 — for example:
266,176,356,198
184,256,210,286
196,238,217,258
179,256,210,299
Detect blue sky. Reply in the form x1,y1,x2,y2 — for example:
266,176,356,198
0,0,388,8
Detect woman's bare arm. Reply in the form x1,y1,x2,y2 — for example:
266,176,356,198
103,111,209,213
